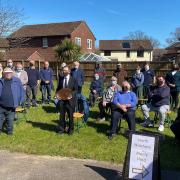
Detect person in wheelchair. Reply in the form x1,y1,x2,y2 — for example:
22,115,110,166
141,76,170,132
89,73,103,107
97,76,121,122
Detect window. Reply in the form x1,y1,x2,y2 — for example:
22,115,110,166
75,37,81,46
126,50,130,58
42,37,48,48
137,50,144,57
104,50,111,56
122,42,130,48
87,39,92,49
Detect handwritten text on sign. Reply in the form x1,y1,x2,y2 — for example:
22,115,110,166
129,134,155,180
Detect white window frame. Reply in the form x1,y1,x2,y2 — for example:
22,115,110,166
42,37,48,48
75,37,81,46
87,39,92,49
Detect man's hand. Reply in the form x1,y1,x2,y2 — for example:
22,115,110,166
93,90,97,94
45,80,49,84
169,83,175,88
117,104,127,112
102,101,107,107
67,95,72,100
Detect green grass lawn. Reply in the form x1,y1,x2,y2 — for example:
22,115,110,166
0,82,179,170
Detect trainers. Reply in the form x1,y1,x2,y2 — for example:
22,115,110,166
140,121,150,127
158,125,164,132
97,117,105,122
147,121,154,127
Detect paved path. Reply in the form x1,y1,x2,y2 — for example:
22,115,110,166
0,151,122,180
0,150,180,180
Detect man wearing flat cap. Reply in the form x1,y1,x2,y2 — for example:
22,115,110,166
0,68,25,135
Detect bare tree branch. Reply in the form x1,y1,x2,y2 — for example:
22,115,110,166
124,30,160,48
0,0,24,37
166,27,180,45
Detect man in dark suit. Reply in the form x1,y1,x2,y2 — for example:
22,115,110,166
56,66,77,135
71,61,84,93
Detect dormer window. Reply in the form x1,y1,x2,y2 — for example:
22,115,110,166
122,42,130,48
42,37,48,48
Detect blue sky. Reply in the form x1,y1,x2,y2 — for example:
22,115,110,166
10,0,180,47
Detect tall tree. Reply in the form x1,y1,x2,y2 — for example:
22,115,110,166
54,38,82,62
124,30,160,48
166,27,180,45
0,0,24,37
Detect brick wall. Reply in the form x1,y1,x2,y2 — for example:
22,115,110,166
71,22,96,54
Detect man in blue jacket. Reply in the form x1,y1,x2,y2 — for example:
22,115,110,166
40,61,53,104
71,61,84,93
109,81,137,140
0,68,25,135
141,76,170,132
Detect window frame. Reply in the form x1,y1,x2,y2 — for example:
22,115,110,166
75,37,81,46
87,39,92,49
137,50,144,57
126,50,130,58
104,50,111,56
42,37,48,48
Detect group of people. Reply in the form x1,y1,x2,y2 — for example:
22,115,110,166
0,59,179,139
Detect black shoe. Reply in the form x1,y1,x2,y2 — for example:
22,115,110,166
0,130,2,135
7,132,13,136
68,130,74,136
108,133,116,140
57,130,64,135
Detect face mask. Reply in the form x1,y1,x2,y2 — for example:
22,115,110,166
17,68,22,72
8,63,13,67
74,65,78,69
136,70,141,74
95,76,99,80
111,80,117,86
145,66,149,71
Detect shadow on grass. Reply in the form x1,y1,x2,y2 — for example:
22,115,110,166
26,120,56,132
84,165,122,180
42,106,57,114
87,121,109,135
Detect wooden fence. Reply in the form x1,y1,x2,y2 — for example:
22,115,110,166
49,61,174,82
0,60,174,82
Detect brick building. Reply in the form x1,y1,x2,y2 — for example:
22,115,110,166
5,20,96,62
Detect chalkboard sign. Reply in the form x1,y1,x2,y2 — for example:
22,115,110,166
122,131,161,180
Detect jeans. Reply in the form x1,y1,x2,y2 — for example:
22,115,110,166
141,103,170,125
0,106,15,134
41,84,52,103
26,85,38,106
110,109,136,134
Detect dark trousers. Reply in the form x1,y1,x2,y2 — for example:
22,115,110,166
110,109,136,134
0,106,15,134
98,102,112,118
89,92,101,106
78,86,82,94
59,101,75,132
41,84,51,103
171,91,180,109
26,85,38,106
